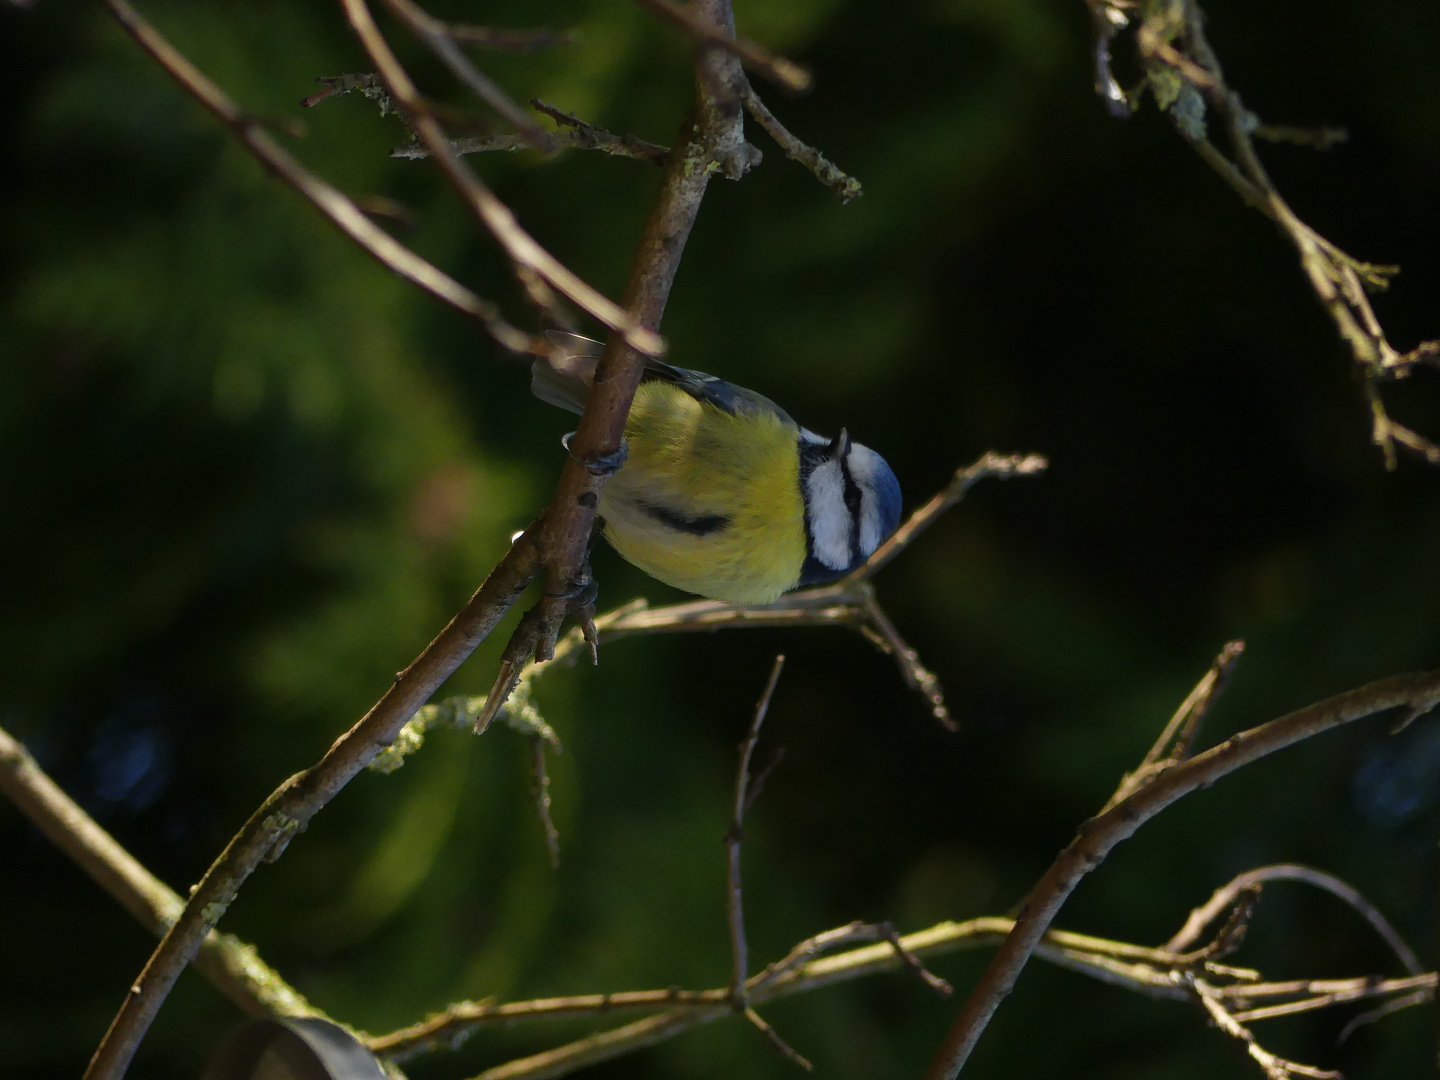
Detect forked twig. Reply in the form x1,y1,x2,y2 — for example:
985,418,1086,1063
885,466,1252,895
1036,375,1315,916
924,652,1440,1079
340,0,664,358
100,0,538,353
1090,0,1440,469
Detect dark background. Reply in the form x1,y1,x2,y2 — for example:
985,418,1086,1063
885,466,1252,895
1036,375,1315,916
3,0,1439,1077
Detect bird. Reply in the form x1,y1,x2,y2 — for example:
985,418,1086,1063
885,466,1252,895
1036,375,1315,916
532,332,903,605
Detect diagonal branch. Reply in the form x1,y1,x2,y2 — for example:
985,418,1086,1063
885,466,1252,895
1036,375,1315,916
740,81,862,202
340,0,665,358
1090,0,1440,470
630,0,813,94
923,655,1440,1079
100,0,538,354
82,530,546,1080
377,0,547,146
84,2,760,1076
0,724,318,1022
474,0,760,720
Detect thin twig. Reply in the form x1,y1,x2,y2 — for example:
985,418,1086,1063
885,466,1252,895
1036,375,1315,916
743,1007,813,1071
1165,864,1423,975
1189,974,1341,1079
0,725,319,1021
727,656,786,1006
340,0,665,358
100,0,538,353
629,0,812,94
923,661,1440,1079
856,452,1049,580
1106,639,1245,809
530,98,670,165
377,0,547,146
1116,0,1440,469
740,82,862,202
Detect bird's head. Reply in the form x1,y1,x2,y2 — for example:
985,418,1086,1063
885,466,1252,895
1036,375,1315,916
798,427,903,585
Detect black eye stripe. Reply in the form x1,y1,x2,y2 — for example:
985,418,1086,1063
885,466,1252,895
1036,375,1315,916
839,458,863,563
840,459,862,514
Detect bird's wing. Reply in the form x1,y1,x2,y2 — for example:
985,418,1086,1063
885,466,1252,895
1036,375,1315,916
640,360,795,425
533,330,795,425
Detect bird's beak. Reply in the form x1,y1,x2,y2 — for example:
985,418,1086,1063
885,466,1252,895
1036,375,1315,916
829,428,851,460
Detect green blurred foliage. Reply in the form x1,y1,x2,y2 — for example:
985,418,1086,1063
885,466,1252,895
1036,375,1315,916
2,0,1439,1078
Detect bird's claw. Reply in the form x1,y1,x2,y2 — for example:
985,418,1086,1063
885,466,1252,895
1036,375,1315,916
562,432,629,477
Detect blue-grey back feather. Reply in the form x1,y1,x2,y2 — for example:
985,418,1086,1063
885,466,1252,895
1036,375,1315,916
533,331,795,426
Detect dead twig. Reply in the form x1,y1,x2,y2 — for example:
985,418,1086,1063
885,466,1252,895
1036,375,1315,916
923,653,1440,1079
1165,864,1423,976
376,0,547,147
727,656,786,1007
629,0,812,94
101,0,538,354
1189,974,1341,1080
740,81,862,202
1105,639,1245,809
340,0,665,358
1100,0,1440,470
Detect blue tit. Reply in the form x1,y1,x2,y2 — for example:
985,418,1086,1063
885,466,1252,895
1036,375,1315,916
532,332,903,605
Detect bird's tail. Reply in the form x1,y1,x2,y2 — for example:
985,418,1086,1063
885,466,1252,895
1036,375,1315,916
531,330,604,415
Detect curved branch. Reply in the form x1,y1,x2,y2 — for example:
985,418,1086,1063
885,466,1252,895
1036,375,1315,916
1166,864,1423,975
924,663,1440,1079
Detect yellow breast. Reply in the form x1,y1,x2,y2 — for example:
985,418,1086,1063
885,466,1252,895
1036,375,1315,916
598,382,806,604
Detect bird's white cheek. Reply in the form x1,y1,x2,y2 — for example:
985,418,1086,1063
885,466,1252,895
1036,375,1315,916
805,461,852,570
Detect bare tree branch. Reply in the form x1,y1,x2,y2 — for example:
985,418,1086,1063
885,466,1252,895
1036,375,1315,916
371,881,1431,1077
376,0,547,146
1165,863,1423,975
923,654,1440,1079
99,0,540,354
727,656,786,1007
1088,0,1440,469
630,0,813,94
475,0,761,720
0,724,319,1022
1189,974,1341,1080
82,529,546,1080
83,1,770,1073
740,81,861,202
339,0,665,358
